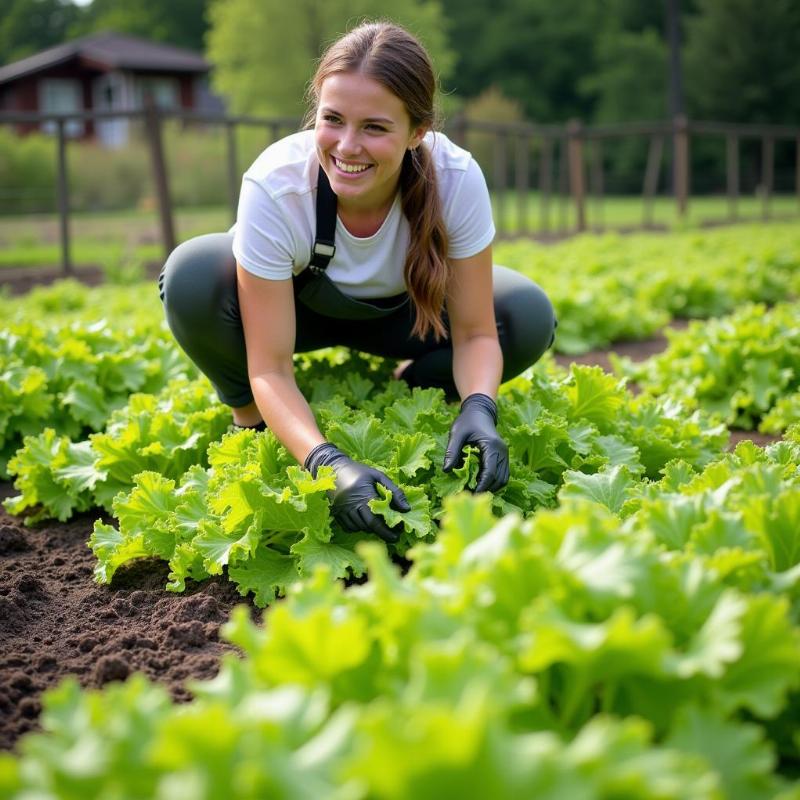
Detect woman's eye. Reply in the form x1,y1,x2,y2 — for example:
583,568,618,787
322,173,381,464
319,115,384,131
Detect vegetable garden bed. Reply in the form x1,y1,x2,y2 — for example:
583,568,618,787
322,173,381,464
0,333,783,752
1,224,798,797
0,335,638,747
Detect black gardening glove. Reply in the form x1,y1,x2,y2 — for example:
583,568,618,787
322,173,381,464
443,393,509,493
304,443,410,544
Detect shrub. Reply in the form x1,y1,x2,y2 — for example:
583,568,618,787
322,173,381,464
67,138,151,212
462,86,526,188
0,128,57,213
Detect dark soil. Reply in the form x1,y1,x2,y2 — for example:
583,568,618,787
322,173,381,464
0,329,782,752
553,328,684,375
553,326,782,450
0,481,254,751
0,262,162,296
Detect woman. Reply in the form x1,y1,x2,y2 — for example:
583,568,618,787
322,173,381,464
159,21,556,544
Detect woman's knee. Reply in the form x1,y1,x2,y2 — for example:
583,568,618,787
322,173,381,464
159,232,237,327
492,265,556,377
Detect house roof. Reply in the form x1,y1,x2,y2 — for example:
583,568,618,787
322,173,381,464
0,31,210,86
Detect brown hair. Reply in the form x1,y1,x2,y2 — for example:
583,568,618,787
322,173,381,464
305,21,450,340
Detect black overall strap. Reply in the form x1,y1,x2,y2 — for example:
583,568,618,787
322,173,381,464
308,165,337,275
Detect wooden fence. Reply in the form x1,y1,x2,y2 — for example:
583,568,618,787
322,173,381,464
1,98,799,276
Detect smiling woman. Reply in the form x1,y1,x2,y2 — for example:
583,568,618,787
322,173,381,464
314,71,424,231
312,72,421,240
157,21,556,543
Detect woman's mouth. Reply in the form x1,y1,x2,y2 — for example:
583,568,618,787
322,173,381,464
333,157,372,175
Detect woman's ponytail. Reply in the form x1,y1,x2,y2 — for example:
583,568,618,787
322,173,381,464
400,143,449,340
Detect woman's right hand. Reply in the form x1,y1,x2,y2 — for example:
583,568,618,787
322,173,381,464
304,443,410,543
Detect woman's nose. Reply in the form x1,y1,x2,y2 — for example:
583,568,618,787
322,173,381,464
338,127,362,154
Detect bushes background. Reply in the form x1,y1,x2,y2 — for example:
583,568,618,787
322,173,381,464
0,122,278,215
0,116,795,215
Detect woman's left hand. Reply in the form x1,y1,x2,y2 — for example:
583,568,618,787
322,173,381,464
443,393,509,493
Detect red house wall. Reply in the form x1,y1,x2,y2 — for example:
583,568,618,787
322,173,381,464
0,63,98,137
179,75,193,108
1,61,207,142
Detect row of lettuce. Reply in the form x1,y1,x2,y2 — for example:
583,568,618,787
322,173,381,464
5,361,729,599
1,222,799,795
2,427,799,797
618,301,800,433
1,221,797,345
2,296,797,487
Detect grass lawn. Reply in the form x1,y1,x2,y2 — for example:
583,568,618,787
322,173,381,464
0,193,797,272
493,191,800,235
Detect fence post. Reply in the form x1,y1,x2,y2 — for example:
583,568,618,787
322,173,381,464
591,140,604,230
226,120,239,225
538,137,553,233
55,118,72,276
796,134,800,210
567,119,586,232
556,136,569,233
761,136,774,220
672,114,689,220
515,133,529,235
642,135,664,227
726,134,739,221
493,130,508,235
448,111,468,148
143,94,176,259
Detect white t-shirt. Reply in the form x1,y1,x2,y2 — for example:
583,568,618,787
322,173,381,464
231,129,495,299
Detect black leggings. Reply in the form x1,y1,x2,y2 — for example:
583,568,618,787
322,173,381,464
159,232,556,406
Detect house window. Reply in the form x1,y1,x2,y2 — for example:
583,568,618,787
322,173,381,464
39,78,84,137
134,77,179,109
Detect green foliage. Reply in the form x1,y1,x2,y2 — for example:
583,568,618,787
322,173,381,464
494,222,800,354
580,27,668,123
206,1,455,119
0,124,273,215
67,136,152,212
684,0,800,124
0,0,81,65
0,279,163,325
4,378,231,522
0,316,194,478
461,86,526,184
576,25,669,191
0,128,57,214
616,303,800,432
6,357,731,602
66,0,210,52
4,228,800,793
439,0,605,122
6,453,800,794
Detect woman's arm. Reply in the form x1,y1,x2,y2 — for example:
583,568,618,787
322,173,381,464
237,263,409,542
236,264,325,463
445,244,503,400
442,244,509,492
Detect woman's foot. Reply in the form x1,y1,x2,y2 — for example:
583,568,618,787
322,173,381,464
231,401,264,427
393,359,413,380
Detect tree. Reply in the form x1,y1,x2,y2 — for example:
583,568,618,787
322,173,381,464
67,0,209,53
438,0,699,126
579,28,668,123
438,0,607,122
461,86,526,176
0,0,81,65
683,0,800,124
205,0,454,119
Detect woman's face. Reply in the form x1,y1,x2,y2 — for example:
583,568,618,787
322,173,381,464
314,71,427,214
